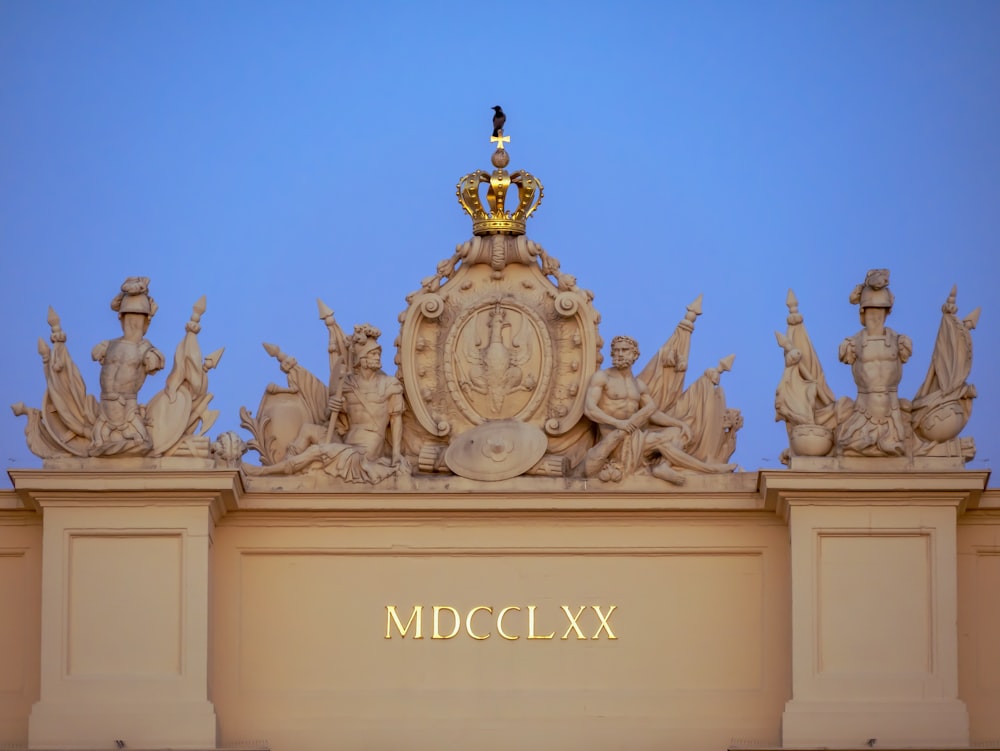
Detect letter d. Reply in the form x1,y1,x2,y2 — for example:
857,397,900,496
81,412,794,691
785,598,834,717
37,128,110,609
432,606,461,639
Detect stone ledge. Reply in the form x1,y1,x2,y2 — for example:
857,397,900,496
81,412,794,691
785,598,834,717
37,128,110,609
8,468,243,517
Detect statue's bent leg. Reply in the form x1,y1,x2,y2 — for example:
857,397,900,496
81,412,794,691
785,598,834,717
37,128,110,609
650,462,686,485
582,429,625,477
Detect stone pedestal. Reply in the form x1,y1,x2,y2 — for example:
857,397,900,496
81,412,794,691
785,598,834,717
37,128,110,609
761,471,988,749
11,469,242,750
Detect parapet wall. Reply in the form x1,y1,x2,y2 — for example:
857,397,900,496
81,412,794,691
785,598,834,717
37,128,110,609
1,471,998,751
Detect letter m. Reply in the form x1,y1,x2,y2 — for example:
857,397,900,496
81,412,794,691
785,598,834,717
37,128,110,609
385,605,423,639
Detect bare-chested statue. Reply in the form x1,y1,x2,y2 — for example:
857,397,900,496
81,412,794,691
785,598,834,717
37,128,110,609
89,277,165,456
582,335,735,485
837,269,913,456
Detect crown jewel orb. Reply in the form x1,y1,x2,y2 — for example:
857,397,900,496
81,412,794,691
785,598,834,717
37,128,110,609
491,147,510,169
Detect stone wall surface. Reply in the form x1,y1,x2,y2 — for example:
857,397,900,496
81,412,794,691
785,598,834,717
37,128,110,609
4,115,994,751
0,473,996,751
210,495,789,750
0,498,41,746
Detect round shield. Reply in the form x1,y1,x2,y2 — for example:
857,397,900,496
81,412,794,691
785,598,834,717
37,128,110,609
444,420,548,481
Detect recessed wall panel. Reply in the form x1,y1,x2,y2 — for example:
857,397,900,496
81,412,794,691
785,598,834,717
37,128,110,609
238,551,763,695
976,551,1000,691
818,534,931,675
0,552,25,692
67,534,182,677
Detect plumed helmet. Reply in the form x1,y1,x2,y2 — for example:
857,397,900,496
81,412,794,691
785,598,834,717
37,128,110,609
850,268,894,310
351,323,382,359
111,276,157,317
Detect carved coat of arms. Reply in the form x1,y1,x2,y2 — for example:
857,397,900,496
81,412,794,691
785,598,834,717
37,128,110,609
397,231,602,478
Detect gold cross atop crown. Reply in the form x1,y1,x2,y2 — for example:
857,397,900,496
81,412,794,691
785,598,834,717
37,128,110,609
491,132,510,151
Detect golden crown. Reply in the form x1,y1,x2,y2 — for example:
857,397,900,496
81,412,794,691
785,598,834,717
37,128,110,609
456,132,543,236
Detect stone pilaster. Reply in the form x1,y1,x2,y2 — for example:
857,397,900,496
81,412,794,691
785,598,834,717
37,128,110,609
11,469,242,750
761,470,988,749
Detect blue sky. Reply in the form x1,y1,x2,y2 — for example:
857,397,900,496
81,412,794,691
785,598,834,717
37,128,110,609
2,2,998,485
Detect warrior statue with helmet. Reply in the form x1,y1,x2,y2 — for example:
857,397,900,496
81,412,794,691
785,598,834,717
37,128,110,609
13,276,223,461
774,269,978,465
90,277,166,455
242,322,409,483
836,269,912,457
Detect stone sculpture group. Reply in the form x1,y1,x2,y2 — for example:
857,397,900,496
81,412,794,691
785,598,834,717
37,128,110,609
774,269,978,467
13,126,980,485
13,277,224,462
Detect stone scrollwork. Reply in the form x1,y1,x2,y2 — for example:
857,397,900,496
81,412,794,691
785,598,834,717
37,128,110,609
12,277,222,462
553,292,580,317
418,294,445,320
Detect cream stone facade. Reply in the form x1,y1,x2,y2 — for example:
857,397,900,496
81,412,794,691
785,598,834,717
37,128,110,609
1,472,998,750
3,124,997,751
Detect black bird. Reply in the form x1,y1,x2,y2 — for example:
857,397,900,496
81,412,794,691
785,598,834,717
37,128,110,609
491,105,506,137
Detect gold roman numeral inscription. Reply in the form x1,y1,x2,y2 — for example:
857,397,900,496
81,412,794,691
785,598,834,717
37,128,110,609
385,604,618,641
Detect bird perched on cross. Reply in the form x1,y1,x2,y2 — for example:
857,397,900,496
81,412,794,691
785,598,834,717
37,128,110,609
492,105,506,137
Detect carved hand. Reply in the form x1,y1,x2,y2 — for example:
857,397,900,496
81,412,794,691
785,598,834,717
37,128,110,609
618,419,639,434
899,335,913,363
838,338,856,364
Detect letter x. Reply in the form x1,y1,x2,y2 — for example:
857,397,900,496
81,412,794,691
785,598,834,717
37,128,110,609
560,605,587,640
591,605,618,640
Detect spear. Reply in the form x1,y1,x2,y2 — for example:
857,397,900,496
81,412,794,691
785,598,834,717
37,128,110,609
318,299,350,442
